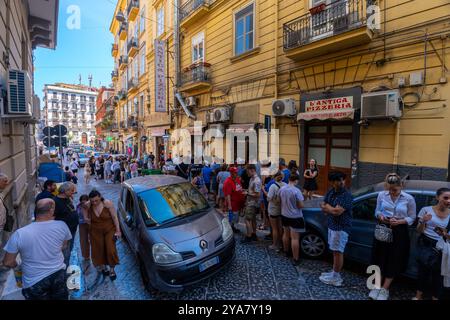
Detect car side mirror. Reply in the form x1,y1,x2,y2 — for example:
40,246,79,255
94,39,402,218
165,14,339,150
125,214,134,227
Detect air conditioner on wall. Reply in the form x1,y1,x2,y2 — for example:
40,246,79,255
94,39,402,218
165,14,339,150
361,90,402,119
185,96,196,107
272,99,297,117
3,69,32,118
207,107,230,123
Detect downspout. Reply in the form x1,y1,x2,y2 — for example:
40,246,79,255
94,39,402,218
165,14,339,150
393,120,401,172
173,0,181,126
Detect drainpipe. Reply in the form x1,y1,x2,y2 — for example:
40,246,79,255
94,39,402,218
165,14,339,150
173,0,181,127
392,120,401,172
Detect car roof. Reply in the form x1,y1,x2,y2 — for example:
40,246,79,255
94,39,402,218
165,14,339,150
124,175,187,193
369,180,450,193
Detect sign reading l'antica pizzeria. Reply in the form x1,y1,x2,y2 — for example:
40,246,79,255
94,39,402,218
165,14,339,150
299,96,354,121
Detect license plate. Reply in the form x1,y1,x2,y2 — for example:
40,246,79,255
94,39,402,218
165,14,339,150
199,256,220,272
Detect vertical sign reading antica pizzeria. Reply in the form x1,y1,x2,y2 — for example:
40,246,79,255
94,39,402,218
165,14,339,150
154,39,166,113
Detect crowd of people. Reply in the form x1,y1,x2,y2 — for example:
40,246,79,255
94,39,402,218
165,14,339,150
0,152,449,300
1,177,120,300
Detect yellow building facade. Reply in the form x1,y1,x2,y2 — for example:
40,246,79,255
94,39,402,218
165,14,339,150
110,0,173,161
174,0,450,192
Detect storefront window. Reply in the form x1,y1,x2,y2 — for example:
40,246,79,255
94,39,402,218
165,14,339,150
308,147,326,166
309,138,326,146
331,125,353,133
330,148,352,168
332,138,352,147
308,126,327,133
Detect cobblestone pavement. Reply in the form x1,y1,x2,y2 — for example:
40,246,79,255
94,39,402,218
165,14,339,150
70,169,416,300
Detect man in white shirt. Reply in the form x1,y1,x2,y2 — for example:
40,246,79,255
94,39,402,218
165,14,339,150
2,198,72,300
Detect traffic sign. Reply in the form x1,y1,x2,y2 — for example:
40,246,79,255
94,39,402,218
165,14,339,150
54,124,68,136
43,126,53,136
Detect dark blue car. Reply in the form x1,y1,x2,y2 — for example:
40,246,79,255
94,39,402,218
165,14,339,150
301,180,450,279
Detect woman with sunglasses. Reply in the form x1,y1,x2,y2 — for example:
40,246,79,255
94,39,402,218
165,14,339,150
369,173,417,300
413,187,450,300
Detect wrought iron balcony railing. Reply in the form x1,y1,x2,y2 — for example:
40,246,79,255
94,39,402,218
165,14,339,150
127,77,139,91
180,63,211,87
283,0,373,51
180,0,210,21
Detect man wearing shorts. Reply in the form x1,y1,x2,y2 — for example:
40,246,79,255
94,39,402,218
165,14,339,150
279,174,305,266
319,171,352,287
241,164,261,243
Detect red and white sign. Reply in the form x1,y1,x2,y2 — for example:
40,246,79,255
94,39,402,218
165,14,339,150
298,96,354,121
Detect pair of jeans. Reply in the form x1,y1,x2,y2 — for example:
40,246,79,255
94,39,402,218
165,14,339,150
22,269,68,300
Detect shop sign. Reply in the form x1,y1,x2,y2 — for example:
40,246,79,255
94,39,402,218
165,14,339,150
154,39,166,113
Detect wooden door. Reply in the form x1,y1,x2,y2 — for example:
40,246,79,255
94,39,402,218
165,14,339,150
305,122,353,195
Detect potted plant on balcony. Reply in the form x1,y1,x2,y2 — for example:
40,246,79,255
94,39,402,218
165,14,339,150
309,3,326,15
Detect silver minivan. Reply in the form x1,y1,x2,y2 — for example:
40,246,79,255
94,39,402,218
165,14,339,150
118,175,235,292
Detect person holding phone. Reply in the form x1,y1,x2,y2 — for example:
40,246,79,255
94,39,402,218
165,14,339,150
83,190,121,281
413,187,450,300
369,173,417,300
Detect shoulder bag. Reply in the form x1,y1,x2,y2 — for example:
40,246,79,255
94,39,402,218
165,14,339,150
374,224,393,243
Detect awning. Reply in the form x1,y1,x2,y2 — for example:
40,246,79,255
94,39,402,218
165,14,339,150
150,126,170,137
297,109,354,121
123,133,136,141
184,126,205,135
227,123,256,133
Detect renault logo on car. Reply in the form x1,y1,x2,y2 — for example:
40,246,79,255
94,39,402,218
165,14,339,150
199,240,208,250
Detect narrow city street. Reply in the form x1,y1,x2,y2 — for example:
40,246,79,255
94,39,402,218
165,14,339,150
68,169,415,300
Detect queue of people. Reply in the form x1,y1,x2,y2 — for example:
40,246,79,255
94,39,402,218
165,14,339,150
0,177,121,300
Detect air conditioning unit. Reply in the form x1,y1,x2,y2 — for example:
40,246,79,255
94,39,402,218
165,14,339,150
185,96,196,107
272,99,297,116
361,90,402,119
4,70,32,117
211,107,230,123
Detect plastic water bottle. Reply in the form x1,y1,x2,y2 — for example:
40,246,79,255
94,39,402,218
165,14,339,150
228,210,233,223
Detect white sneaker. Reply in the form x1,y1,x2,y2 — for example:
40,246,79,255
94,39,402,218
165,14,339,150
376,288,390,300
320,271,334,278
319,273,343,287
368,288,381,300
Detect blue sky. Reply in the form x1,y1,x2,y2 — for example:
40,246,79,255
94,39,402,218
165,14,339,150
34,0,117,101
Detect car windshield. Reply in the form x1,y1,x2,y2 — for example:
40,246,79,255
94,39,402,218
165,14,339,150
352,184,376,198
137,182,210,225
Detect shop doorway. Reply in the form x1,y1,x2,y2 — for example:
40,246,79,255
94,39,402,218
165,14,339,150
305,122,353,194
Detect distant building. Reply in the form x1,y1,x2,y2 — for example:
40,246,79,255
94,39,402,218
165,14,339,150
94,87,115,149
42,83,98,145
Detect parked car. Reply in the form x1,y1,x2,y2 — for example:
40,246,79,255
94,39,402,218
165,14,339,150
78,153,90,167
118,175,235,292
301,180,450,279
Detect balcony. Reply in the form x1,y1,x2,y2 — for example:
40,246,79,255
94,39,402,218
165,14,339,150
127,116,138,129
179,0,211,28
127,37,138,57
127,0,139,22
111,123,119,132
127,77,139,93
179,62,211,94
283,0,375,61
111,70,118,81
118,22,128,41
111,43,118,57
119,55,128,71
61,96,68,102
118,90,127,100
120,120,127,129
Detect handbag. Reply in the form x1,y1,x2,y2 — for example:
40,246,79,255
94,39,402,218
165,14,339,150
374,223,393,243
1,197,14,232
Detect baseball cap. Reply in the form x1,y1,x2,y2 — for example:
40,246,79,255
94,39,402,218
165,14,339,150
229,167,238,174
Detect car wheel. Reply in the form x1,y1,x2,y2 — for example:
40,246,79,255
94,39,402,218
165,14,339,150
137,254,155,292
301,231,326,259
